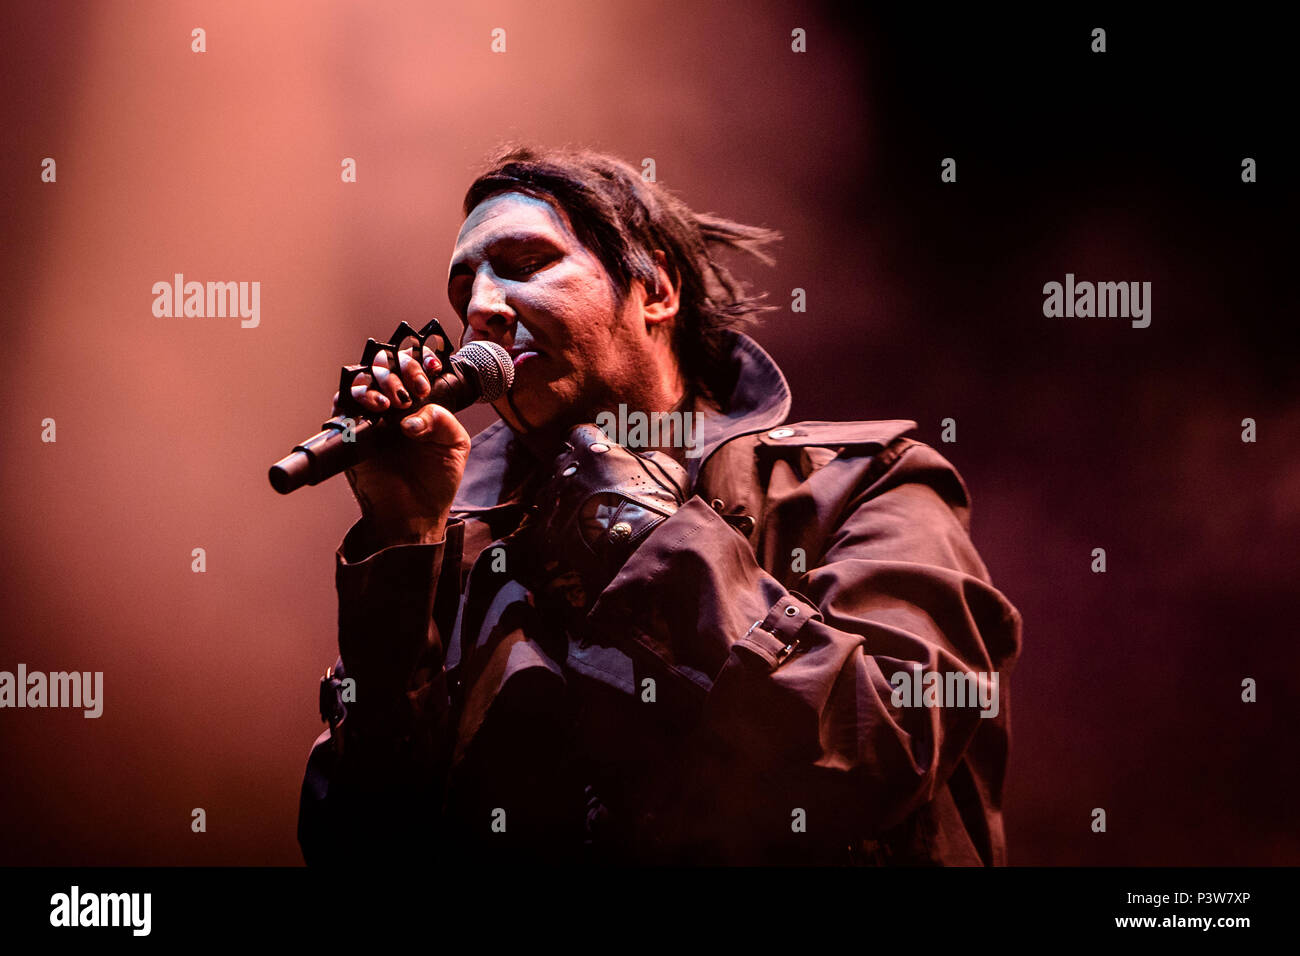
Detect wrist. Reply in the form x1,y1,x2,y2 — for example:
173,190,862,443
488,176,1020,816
368,514,448,548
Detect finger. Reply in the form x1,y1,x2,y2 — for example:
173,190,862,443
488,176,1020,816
350,381,390,412
344,371,388,413
397,347,431,400
421,344,442,377
370,352,411,408
399,402,466,446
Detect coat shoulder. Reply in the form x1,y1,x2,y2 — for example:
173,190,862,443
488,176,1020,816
711,419,921,474
752,419,919,454
727,418,972,518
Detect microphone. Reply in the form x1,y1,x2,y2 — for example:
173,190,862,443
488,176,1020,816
269,340,514,495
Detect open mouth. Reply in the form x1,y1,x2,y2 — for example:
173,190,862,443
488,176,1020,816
511,350,540,368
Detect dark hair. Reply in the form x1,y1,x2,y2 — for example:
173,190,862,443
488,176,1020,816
463,145,781,402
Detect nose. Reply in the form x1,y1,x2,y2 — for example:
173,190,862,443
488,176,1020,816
464,266,516,348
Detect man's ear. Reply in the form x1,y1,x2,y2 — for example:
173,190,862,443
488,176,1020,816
642,250,680,328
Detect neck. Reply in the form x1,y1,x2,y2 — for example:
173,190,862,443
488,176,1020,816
647,385,700,466
507,377,699,467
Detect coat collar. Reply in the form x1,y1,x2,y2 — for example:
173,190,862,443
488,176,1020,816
451,329,793,512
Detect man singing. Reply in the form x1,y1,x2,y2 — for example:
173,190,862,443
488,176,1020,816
297,146,1022,866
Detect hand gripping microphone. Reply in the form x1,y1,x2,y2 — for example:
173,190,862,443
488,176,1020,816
269,318,513,495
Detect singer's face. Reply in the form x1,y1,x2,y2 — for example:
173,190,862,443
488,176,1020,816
448,191,672,441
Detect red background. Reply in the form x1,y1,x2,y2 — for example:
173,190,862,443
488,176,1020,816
1,2,1294,864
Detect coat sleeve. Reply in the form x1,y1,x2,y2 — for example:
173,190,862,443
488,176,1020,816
297,516,465,866
586,437,1023,862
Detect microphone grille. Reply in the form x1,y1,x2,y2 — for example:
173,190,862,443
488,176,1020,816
455,341,515,402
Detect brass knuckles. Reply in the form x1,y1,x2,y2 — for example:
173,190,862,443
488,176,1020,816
335,318,454,418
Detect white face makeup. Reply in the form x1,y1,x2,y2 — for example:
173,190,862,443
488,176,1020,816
448,191,666,439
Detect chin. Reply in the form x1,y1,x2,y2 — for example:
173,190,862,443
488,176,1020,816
494,392,560,436
515,378,588,422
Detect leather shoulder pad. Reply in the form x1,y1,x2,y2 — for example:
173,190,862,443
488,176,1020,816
755,419,918,455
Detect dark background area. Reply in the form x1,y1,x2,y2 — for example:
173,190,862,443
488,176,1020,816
1,2,1294,865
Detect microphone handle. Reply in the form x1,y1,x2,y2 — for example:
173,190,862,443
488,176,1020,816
268,361,476,495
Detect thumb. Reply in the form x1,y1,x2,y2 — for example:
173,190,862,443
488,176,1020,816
400,403,469,448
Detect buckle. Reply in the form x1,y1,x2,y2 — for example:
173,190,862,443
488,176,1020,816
318,666,348,754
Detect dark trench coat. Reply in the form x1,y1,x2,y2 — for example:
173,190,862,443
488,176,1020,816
298,330,1023,866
